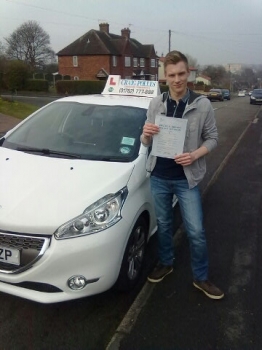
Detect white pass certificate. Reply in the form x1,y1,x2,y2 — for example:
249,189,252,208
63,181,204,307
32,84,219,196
151,115,188,159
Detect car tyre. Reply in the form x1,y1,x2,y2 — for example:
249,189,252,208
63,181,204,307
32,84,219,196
115,217,148,292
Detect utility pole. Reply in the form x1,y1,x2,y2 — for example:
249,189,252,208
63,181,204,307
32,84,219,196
229,64,232,92
168,30,171,52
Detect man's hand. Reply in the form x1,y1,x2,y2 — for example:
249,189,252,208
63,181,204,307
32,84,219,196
174,146,208,166
174,152,196,166
142,123,159,138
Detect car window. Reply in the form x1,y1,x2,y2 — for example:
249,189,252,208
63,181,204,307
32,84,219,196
3,102,147,162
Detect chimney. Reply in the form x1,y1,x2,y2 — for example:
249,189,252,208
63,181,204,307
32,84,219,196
99,23,109,34
121,27,130,39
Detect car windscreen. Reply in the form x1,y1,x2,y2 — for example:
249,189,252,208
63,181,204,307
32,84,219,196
2,101,147,162
253,89,262,95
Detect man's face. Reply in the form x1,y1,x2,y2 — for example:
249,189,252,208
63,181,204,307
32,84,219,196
164,61,190,96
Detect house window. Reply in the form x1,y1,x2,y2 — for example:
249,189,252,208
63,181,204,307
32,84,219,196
73,56,78,67
140,58,145,67
125,56,131,67
133,58,138,67
112,56,117,67
150,59,155,68
74,76,79,80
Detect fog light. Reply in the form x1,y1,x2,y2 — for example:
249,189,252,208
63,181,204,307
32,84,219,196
68,275,87,290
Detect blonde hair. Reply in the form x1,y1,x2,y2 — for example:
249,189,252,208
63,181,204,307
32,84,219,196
164,50,189,71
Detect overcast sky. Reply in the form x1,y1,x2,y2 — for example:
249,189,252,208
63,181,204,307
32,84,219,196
1,0,262,66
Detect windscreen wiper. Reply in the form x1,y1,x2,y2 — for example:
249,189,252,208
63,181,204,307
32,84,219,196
99,157,130,162
17,147,81,159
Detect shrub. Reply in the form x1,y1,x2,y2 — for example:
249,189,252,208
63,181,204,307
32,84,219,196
56,80,106,95
26,79,49,92
5,60,30,91
160,84,169,93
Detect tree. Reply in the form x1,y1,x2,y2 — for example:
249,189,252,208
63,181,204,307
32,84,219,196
0,41,7,89
201,65,228,87
0,41,6,57
5,60,30,91
5,20,55,70
185,53,199,69
240,67,256,88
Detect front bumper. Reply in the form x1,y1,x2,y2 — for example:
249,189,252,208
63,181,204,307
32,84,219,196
0,219,130,303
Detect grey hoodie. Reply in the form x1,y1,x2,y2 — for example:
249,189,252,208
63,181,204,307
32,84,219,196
141,90,218,189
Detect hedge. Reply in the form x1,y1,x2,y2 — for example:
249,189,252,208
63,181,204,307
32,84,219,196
26,79,49,92
56,80,106,95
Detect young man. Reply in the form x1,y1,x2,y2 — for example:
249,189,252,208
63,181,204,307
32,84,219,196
141,50,224,300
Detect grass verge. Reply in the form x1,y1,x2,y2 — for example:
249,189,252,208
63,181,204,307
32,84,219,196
0,97,39,120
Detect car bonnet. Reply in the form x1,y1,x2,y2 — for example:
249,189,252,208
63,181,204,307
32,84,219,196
0,148,134,234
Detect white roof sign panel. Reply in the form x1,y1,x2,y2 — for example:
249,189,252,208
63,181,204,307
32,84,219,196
102,75,160,98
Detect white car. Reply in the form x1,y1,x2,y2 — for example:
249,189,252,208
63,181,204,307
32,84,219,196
238,91,246,97
0,76,176,303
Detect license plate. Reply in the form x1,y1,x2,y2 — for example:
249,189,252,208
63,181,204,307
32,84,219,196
0,245,20,265
256,99,262,101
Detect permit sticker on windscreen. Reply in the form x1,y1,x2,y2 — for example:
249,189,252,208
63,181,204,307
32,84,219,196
121,137,135,146
120,146,131,154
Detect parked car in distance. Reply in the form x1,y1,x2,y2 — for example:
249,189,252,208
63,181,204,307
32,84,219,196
222,89,231,100
238,90,246,97
250,89,262,104
207,88,224,101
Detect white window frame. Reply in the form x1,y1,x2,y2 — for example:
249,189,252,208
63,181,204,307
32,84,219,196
133,58,138,67
140,58,145,67
150,59,155,68
112,56,117,67
74,76,79,80
125,56,131,67
73,56,78,67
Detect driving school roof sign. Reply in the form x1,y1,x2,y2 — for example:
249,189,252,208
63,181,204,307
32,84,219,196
102,75,160,98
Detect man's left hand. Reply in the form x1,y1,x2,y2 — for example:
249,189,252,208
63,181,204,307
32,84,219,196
174,152,196,166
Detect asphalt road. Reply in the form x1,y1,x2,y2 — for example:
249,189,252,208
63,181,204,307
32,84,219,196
0,95,261,349
117,101,262,350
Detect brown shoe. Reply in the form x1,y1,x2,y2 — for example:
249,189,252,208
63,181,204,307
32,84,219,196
193,280,224,300
147,264,173,283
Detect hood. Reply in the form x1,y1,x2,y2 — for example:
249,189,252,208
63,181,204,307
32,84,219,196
0,148,134,234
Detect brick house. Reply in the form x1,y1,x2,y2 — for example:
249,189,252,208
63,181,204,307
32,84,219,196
57,23,159,81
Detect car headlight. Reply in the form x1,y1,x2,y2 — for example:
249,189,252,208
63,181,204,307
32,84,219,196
251,96,255,99
54,187,128,239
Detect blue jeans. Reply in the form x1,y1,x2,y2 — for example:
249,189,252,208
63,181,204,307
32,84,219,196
150,176,208,281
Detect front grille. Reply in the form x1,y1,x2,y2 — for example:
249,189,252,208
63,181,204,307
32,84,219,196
0,280,62,293
14,281,62,293
0,234,44,251
0,231,50,274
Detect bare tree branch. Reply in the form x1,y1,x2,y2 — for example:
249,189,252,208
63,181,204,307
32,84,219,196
5,20,55,69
